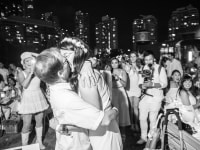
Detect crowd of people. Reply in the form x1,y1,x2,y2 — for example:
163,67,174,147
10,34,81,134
1,34,200,149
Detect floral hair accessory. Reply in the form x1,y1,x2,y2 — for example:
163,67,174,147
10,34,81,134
60,37,88,53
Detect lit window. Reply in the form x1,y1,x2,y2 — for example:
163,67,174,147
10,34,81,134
27,5,33,9
1,12,5,17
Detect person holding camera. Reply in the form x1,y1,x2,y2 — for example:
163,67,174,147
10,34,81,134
18,52,49,149
136,50,168,144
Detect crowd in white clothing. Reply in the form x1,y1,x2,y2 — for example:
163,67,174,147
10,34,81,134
2,35,200,150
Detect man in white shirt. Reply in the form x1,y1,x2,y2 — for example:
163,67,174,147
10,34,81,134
166,53,183,77
137,50,168,144
34,47,119,150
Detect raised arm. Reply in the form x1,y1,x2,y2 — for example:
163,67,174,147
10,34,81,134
17,71,34,89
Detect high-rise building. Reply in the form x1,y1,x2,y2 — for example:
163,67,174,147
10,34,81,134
0,0,35,18
132,15,158,45
168,4,199,42
22,0,35,18
0,16,59,52
0,0,23,18
75,10,90,45
0,0,61,52
95,15,118,53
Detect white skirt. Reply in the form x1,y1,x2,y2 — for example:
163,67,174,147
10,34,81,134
18,89,49,114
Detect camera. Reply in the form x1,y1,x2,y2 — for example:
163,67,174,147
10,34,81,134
141,69,153,82
139,64,154,82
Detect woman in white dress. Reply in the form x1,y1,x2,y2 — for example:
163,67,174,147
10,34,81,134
165,70,181,104
35,48,118,150
18,52,49,149
125,51,141,132
164,70,181,122
58,37,122,150
110,57,131,142
177,74,200,139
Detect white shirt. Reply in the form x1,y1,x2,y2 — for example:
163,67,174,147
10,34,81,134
139,64,168,100
166,59,183,77
49,82,104,150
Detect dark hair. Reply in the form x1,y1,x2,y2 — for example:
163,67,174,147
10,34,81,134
143,50,155,58
58,37,90,92
178,74,193,95
34,47,63,85
171,69,181,77
110,57,120,74
136,58,144,69
7,74,16,86
168,53,175,57
159,56,169,68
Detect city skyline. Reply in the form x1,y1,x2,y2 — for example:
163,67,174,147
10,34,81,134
34,0,199,49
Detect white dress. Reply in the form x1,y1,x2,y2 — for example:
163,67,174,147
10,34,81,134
18,72,49,114
165,87,179,103
112,70,131,127
88,70,123,150
126,68,141,98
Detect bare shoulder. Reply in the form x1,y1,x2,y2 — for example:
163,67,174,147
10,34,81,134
180,90,188,97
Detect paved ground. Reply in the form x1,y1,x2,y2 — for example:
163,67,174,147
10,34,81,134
0,127,146,150
0,117,146,150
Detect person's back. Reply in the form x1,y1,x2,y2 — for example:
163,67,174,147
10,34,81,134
49,83,92,150
84,70,123,150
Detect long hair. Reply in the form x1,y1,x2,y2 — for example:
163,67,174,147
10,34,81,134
34,47,64,85
110,57,120,74
178,74,194,96
58,37,91,92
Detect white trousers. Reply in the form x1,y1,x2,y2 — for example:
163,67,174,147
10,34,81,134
139,96,162,140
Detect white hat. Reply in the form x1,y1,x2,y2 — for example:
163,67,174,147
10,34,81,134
20,52,38,65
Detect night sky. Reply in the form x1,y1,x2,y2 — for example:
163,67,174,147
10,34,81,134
34,0,199,49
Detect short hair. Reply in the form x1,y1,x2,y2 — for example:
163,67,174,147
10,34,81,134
168,53,175,57
171,69,181,76
143,50,154,58
34,47,64,85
